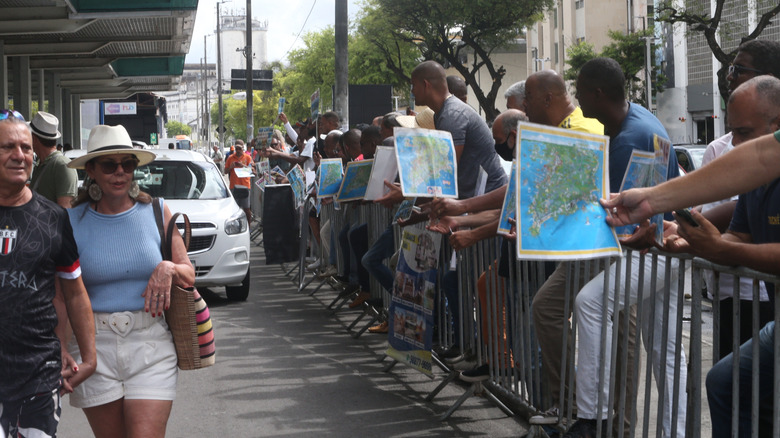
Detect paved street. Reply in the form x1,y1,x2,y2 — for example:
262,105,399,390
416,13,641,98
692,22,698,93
58,244,525,437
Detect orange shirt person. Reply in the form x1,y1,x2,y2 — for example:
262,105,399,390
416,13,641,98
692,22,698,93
225,143,254,223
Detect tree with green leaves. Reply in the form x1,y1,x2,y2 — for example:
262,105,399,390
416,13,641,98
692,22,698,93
362,0,552,121
165,120,191,137
564,29,666,107
657,0,780,98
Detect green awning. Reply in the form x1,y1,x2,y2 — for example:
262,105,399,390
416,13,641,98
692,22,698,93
111,57,185,76
70,0,198,12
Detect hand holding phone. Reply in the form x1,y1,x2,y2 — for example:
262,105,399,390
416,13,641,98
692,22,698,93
674,209,699,227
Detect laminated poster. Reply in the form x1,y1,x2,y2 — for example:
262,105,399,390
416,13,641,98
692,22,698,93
394,128,458,198
385,223,441,377
515,122,621,260
257,127,274,148
496,160,517,236
364,146,399,200
336,160,373,202
286,165,306,208
616,148,665,244
317,159,343,198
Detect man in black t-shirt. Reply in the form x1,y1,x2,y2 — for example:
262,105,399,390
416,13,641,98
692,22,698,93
0,112,96,437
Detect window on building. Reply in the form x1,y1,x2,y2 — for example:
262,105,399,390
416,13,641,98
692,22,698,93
553,8,558,28
554,43,559,64
576,37,585,44
575,0,584,9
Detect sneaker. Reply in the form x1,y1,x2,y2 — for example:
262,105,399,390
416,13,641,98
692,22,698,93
529,407,560,425
348,291,370,308
316,265,338,279
368,321,388,333
306,258,321,271
437,346,462,360
563,419,605,438
459,364,490,382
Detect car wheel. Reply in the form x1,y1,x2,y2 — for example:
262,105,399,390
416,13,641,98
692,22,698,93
225,269,250,301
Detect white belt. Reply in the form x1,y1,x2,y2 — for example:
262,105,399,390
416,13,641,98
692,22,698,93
94,310,162,337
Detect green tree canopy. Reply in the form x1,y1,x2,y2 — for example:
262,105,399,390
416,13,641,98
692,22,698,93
364,0,552,121
165,120,191,137
564,29,666,107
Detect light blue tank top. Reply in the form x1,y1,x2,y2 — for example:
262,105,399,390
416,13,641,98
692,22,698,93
68,200,163,313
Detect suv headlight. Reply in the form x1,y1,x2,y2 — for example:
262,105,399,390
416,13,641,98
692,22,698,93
224,210,248,235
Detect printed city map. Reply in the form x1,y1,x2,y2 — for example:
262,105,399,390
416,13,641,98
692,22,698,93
515,123,621,260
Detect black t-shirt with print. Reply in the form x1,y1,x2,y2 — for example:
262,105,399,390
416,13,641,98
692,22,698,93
0,192,80,401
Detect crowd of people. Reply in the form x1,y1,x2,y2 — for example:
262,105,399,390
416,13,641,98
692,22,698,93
3,37,780,437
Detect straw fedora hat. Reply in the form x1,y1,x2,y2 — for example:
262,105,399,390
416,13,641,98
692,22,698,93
28,111,61,140
67,125,156,169
395,107,436,130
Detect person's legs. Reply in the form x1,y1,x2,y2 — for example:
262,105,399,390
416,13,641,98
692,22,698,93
442,269,461,349
338,221,352,280
532,261,596,410
349,223,370,291
362,225,396,292
0,389,61,438
84,399,127,438
125,399,174,438
707,321,775,438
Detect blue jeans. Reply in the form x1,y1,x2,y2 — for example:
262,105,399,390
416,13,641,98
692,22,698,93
361,225,395,292
706,321,775,437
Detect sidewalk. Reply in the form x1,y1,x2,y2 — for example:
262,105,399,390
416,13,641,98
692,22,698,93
57,247,526,437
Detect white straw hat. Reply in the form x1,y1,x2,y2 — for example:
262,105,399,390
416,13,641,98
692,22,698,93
67,125,156,169
28,111,61,140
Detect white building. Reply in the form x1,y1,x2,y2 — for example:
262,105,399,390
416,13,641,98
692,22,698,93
657,0,780,145
218,12,268,91
159,63,217,146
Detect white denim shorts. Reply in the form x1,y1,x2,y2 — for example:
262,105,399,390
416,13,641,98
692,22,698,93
68,310,178,408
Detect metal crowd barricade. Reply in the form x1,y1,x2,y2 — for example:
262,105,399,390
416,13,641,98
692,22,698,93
346,203,395,338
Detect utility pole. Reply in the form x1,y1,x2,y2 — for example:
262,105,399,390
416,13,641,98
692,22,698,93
334,0,348,127
643,17,652,111
245,0,253,144
217,2,226,151
204,34,211,148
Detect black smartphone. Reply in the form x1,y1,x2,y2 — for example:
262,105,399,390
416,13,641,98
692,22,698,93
674,209,700,227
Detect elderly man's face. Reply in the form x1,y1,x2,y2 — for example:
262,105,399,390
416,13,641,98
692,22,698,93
728,88,780,146
0,122,34,188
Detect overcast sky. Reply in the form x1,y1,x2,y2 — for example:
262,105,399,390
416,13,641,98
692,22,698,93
186,0,363,65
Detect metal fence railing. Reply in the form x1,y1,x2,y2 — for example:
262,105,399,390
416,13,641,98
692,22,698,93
265,197,780,437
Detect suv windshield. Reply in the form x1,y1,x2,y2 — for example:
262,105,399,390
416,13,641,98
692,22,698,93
136,161,228,200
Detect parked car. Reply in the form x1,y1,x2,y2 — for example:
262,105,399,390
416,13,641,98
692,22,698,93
67,148,251,300
137,149,251,300
674,144,707,174
64,148,87,188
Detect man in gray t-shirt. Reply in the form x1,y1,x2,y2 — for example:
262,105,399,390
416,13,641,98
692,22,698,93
411,61,506,198
434,95,506,198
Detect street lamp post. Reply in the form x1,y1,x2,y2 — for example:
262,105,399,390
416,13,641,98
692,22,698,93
245,0,253,144
216,1,229,151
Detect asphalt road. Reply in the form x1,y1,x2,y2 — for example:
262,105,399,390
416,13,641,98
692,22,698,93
57,244,525,437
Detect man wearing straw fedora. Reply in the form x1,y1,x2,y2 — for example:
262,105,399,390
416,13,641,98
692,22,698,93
29,111,78,208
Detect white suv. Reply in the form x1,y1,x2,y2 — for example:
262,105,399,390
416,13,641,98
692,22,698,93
136,149,251,300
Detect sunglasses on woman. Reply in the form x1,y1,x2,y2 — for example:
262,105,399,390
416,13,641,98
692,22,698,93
95,158,139,174
0,109,24,122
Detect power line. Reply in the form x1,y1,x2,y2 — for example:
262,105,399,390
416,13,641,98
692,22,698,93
281,0,317,61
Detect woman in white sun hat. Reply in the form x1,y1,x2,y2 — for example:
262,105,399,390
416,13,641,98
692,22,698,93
65,124,194,438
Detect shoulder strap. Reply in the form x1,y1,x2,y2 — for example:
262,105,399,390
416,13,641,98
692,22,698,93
152,197,166,258
152,198,191,261
166,212,191,261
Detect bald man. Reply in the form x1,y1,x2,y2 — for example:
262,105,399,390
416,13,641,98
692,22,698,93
446,75,468,103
